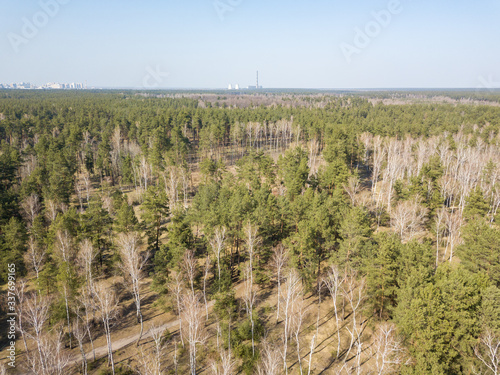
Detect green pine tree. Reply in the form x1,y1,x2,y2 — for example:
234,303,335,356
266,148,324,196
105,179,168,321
0,217,27,283
278,147,309,200
395,264,488,374
142,186,169,255
458,217,500,286
115,201,139,233
366,233,401,319
464,187,489,219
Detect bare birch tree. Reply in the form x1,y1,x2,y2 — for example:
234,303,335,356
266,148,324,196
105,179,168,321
181,166,191,209
344,175,361,206
371,135,385,195
210,348,236,375
308,137,320,177
15,279,30,364
78,239,96,296
137,324,168,375
55,229,74,264
19,154,38,182
323,265,345,359
92,282,119,374
203,254,211,319
257,339,282,375
390,198,428,242
21,193,40,227
40,331,70,375
169,272,185,347
23,291,50,375
83,173,92,203
443,210,464,262
77,239,97,361
45,199,59,223
25,236,45,281
55,229,75,349
382,139,404,212
271,244,288,323
117,232,149,345
181,291,208,375
210,226,226,290
164,166,180,211
243,262,257,356
280,269,302,374
291,293,307,375
73,316,88,375
341,274,365,370
110,126,122,180
183,249,197,294
474,329,500,375
243,222,260,356
434,208,447,268
371,324,405,375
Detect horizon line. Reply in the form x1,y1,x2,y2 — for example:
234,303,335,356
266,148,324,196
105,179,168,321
2,87,500,92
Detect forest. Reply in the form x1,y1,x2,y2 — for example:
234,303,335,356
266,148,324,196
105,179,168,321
0,90,499,375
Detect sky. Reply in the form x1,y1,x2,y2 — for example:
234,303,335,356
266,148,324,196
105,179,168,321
0,0,499,89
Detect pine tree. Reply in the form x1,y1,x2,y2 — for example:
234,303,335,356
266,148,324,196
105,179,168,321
395,264,488,374
464,187,489,220
79,197,112,269
319,132,351,192
481,285,500,335
458,218,500,286
0,143,20,226
0,217,27,283
115,201,139,233
278,147,309,200
46,152,76,205
153,211,194,288
366,233,401,319
334,206,372,271
397,239,434,286
142,186,169,255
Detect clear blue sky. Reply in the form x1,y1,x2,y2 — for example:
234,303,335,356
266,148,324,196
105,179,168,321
1,0,499,89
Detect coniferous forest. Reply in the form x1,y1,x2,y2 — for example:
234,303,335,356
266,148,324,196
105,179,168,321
1,90,500,375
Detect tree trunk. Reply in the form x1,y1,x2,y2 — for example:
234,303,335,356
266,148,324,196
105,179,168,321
136,309,144,346
276,273,281,323
296,332,303,375
78,340,88,375
105,320,115,375
251,314,255,357
63,287,72,349
84,303,96,361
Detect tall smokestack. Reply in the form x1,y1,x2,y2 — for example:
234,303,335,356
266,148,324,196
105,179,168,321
256,70,259,89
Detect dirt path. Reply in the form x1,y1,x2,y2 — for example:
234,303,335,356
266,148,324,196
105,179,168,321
68,299,216,369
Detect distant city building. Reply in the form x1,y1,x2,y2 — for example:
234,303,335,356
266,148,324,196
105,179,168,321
18,82,32,89
47,83,63,89
0,81,86,90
